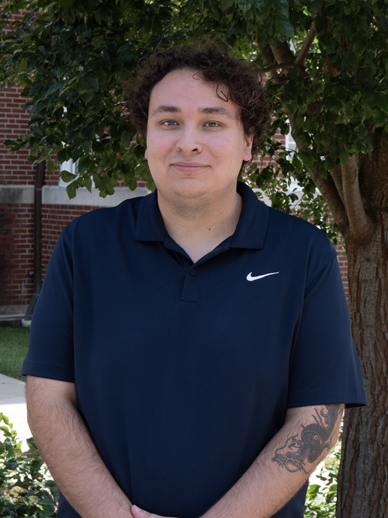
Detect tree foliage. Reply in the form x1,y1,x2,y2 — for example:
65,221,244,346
1,0,387,245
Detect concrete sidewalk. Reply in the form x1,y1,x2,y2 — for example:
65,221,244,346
0,373,31,450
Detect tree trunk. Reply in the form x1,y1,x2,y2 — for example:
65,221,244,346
336,218,388,517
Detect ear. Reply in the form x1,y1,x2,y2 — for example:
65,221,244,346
243,134,253,162
145,148,148,160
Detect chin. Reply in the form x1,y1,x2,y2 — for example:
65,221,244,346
171,178,211,198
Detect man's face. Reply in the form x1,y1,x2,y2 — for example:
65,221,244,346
145,68,253,205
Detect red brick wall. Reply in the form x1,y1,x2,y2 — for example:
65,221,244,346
0,86,35,185
0,11,38,184
0,203,34,306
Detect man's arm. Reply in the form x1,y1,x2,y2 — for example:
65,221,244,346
131,404,344,518
26,376,133,518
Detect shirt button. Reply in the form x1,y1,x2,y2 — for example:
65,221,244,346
189,268,197,276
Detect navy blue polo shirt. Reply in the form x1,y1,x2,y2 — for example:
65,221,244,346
23,182,366,518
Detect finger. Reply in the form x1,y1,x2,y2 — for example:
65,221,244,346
131,505,153,518
131,505,174,518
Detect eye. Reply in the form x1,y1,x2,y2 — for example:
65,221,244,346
162,120,178,127
204,121,220,128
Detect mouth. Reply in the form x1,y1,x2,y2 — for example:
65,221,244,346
172,162,209,172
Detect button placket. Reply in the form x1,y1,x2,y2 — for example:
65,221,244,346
181,266,198,302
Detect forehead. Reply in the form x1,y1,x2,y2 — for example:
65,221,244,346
148,68,240,119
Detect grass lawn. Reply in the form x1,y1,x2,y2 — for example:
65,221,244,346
0,327,30,380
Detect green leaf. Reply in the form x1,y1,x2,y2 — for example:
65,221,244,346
84,177,92,192
59,0,76,7
315,15,328,34
57,148,68,164
376,95,388,113
95,4,112,23
373,111,386,127
238,0,254,9
84,76,99,93
121,131,133,145
20,85,30,97
60,170,76,182
153,17,163,35
78,155,91,174
278,18,294,38
28,114,45,126
30,127,43,137
75,80,88,95
253,0,273,17
46,159,55,173
66,181,78,199
82,90,94,104
298,149,316,167
47,81,60,96
221,0,235,8
340,149,348,165
351,35,367,55
3,139,17,147
136,160,151,181
273,0,288,19
81,140,92,153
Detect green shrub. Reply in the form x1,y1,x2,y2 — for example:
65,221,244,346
304,441,341,518
0,413,59,517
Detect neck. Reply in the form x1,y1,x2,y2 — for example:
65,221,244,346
157,186,242,263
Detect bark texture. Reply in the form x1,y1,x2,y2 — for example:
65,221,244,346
336,129,388,517
337,221,388,517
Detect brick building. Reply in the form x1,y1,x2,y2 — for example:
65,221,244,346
0,85,149,324
0,84,349,325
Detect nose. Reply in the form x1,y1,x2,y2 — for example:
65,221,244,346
175,126,202,154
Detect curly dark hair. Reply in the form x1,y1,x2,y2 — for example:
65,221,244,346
128,45,270,159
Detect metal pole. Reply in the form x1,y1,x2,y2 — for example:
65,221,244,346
23,160,45,324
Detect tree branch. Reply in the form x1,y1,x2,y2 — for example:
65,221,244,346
329,163,345,205
341,155,374,243
295,23,316,67
258,38,349,234
270,41,295,67
257,42,285,83
258,43,276,66
289,121,348,233
308,165,348,233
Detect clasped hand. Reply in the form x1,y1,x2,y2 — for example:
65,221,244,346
131,504,178,518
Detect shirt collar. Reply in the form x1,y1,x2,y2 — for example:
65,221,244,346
135,189,166,242
230,182,269,250
135,181,269,250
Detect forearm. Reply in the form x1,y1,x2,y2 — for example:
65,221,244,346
202,404,344,518
26,376,133,518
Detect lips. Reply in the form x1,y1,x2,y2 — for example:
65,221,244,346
173,162,208,168
172,162,210,173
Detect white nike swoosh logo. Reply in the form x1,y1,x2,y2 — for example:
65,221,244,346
246,272,280,282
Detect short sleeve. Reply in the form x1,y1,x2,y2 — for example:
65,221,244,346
287,256,366,409
22,231,75,382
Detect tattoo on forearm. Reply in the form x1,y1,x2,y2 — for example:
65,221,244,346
272,405,343,474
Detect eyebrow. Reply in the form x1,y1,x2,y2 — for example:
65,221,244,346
150,105,235,120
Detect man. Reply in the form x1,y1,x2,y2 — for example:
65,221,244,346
23,45,366,518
